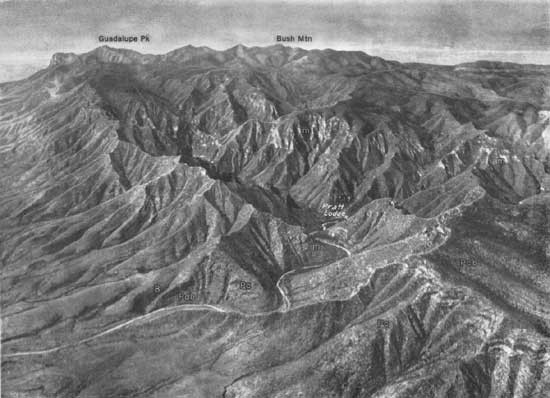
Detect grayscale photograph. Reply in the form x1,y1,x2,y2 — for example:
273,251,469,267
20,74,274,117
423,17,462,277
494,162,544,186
1,0,549,397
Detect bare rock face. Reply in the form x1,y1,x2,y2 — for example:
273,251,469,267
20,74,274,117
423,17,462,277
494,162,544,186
1,45,549,397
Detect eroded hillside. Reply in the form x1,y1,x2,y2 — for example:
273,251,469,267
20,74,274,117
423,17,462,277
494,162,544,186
1,45,549,398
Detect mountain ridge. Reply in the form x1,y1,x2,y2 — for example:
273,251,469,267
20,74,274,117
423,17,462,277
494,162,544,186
44,44,550,69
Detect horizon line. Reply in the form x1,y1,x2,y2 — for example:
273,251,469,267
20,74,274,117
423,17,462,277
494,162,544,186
2,43,550,67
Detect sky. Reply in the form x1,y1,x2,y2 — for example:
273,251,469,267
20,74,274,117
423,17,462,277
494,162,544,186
0,0,549,74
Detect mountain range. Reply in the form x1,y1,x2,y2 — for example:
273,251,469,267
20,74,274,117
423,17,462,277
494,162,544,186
1,44,549,397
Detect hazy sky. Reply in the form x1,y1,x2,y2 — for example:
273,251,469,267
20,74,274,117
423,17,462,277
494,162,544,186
0,0,549,66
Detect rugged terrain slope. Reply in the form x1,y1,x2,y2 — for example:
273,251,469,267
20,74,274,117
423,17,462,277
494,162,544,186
1,45,549,397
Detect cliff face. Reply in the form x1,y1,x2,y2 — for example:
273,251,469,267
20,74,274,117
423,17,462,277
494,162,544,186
1,45,549,398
